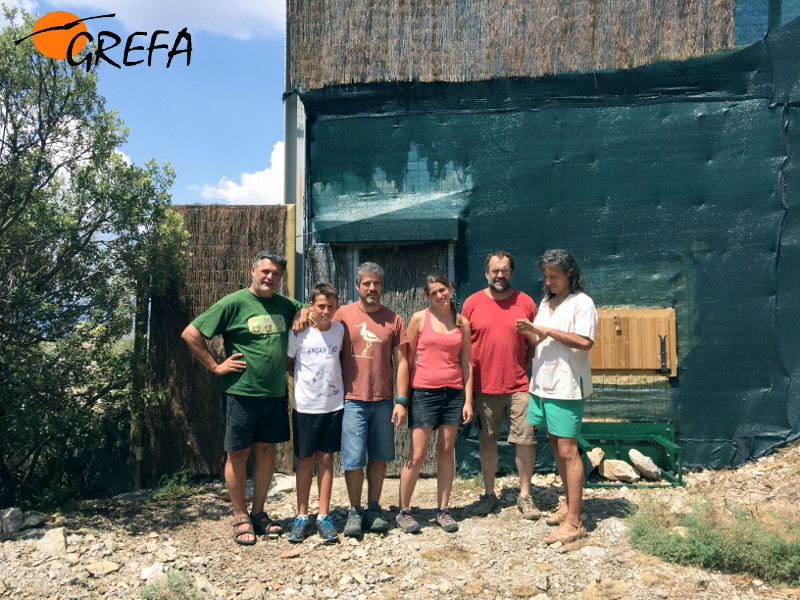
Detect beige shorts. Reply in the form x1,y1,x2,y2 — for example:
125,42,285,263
474,391,536,445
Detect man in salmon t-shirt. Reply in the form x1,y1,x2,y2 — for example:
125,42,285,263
461,250,540,520
333,262,410,538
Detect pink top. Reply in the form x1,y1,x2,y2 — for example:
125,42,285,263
411,309,464,389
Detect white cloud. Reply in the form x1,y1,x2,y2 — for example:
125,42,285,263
46,0,284,40
3,0,36,14
195,141,284,205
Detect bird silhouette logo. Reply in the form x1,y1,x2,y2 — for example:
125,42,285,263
353,322,382,358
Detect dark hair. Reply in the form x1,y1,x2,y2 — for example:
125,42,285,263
484,250,515,273
253,249,287,272
310,282,338,303
537,249,586,300
424,273,463,328
356,262,384,285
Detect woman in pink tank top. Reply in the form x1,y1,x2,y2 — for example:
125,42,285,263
396,274,473,534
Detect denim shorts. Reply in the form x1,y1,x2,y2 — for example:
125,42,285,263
409,387,464,429
340,399,395,470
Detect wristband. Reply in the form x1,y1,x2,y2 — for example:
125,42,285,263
395,396,408,407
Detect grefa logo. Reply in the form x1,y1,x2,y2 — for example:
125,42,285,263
14,11,191,70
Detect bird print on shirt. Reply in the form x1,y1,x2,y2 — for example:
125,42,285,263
354,321,382,358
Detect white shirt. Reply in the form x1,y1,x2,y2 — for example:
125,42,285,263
529,292,598,400
287,323,345,413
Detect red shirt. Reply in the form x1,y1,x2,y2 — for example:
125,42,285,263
461,289,537,394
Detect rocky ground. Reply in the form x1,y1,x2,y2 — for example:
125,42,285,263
2,440,800,600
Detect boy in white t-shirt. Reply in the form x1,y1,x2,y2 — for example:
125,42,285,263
286,283,344,543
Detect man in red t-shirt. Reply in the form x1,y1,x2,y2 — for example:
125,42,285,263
461,250,539,520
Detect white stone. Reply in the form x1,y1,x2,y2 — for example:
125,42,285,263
580,546,607,557
1,508,24,536
586,448,605,473
629,449,661,481
140,562,166,580
87,561,120,576
268,473,297,495
599,460,641,483
36,527,68,557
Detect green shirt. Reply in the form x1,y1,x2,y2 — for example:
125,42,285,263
192,288,303,397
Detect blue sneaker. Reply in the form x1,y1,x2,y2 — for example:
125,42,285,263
316,514,339,543
288,516,311,543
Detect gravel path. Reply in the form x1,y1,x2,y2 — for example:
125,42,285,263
2,441,800,600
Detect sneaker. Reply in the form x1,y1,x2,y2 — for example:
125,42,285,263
473,493,498,516
363,507,390,532
517,495,540,520
436,508,459,532
395,508,422,533
343,507,362,538
288,516,311,543
316,514,339,543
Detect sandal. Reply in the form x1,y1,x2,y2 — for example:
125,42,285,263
545,507,568,526
250,511,284,537
544,521,586,545
232,515,257,546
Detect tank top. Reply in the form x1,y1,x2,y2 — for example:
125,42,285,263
410,308,464,389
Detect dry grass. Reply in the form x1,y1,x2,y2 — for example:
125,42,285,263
288,0,735,89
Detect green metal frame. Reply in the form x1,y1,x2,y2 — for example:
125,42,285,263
577,421,683,488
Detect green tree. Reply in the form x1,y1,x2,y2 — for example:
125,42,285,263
0,8,188,506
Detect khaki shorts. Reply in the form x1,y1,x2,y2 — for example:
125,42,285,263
474,391,536,445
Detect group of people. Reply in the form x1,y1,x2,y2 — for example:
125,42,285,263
181,247,597,547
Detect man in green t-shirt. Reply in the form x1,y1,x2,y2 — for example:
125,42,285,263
181,249,302,546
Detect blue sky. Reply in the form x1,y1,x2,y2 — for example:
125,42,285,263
5,0,286,205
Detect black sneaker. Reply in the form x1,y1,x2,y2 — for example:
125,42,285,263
363,506,390,532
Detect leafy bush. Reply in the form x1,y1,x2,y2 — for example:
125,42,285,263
139,571,199,600
629,498,800,584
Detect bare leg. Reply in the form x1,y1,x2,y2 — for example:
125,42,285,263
295,455,315,515
250,442,275,515
515,443,536,498
553,435,584,533
225,447,253,543
344,468,364,507
436,425,458,508
399,427,433,508
316,451,334,515
478,441,499,496
548,433,570,516
366,458,387,504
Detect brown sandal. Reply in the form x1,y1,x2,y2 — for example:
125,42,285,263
544,521,586,544
232,515,257,546
545,508,568,526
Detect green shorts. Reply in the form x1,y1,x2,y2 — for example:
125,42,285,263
526,394,586,438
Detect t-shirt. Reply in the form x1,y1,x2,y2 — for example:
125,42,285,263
191,288,303,397
333,302,409,402
529,292,598,400
287,323,345,414
461,288,537,394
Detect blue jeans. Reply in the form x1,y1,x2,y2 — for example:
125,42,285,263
341,399,395,470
